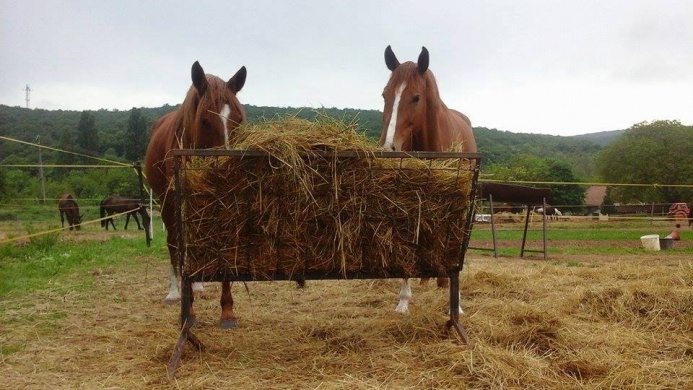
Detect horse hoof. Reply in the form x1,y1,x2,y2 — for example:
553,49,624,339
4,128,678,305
220,318,237,329
164,297,180,305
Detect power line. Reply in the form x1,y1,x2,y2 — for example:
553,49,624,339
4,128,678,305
0,135,131,167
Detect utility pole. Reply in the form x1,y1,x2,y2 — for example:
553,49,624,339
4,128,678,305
24,85,31,108
37,135,46,203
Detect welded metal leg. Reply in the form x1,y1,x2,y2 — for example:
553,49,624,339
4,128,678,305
489,194,498,258
446,272,471,345
167,327,189,380
520,205,531,257
167,322,206,380
167,279,206,380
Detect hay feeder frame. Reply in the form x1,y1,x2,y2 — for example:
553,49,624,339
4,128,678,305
168,148,482,378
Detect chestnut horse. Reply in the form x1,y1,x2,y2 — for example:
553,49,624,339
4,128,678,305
379,45,477,314
100,194,149,230
58,193,82,231
144,61,247,328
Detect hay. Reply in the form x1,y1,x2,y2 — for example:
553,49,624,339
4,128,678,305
1,221,693,389
179,117,477,281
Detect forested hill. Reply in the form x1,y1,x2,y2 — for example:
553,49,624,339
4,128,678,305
473,127,604,171
0,104,610,178
572,129,625,146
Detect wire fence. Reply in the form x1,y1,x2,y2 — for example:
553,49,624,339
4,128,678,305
1,134,691,246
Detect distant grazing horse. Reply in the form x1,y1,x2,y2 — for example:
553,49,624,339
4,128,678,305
144,61,247,328
58,193,82,231
379,45,478,314
100,195,149,230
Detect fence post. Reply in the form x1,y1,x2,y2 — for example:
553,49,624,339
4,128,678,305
134,161,151,247
650,202,655,225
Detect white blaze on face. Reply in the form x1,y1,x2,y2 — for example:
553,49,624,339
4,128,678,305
383,82,407,151
219,104,232,149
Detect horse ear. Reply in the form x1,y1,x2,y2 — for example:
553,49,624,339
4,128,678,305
417,46,429,74
385,45,400,71
191,61,208,95
227,66,247,94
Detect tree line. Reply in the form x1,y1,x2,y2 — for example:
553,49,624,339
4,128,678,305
1,104,691,208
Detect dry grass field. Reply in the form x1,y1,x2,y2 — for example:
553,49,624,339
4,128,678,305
1,221,692,389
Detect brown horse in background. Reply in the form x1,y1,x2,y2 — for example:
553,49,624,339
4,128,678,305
58,193,82,231
100,195,149,230
144,61,247,328
379,45,478,314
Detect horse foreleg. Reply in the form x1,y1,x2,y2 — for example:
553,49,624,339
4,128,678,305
419,277,449,288
436,277,449,288
219,281,237,329
165,263,181,304
131,213,143,230
124,214,130,230
395,278,412,313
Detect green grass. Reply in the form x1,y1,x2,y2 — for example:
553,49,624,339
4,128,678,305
2,214,691,299
0,202,59,223
1,343,25,356
0,200,165,300
0,233,166,299
471,226,688,241
469,221,693,256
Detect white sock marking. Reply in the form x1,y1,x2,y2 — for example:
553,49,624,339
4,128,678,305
395,278,413,313
165,263,181,303
384,82,407,151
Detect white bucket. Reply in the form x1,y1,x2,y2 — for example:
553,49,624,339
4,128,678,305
640,234,660,251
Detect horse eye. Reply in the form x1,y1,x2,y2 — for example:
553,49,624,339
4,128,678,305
412,95,420,103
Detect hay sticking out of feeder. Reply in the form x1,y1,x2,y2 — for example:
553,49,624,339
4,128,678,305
180,116,476,281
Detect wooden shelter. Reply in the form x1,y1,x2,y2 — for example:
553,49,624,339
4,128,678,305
470,182,552,259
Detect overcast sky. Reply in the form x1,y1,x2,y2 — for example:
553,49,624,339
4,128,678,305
1,0,691,136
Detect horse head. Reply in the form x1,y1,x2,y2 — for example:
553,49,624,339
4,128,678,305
380,46,441,152
183,61,247,150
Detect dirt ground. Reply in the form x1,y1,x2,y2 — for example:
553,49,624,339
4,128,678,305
1,226,692,389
